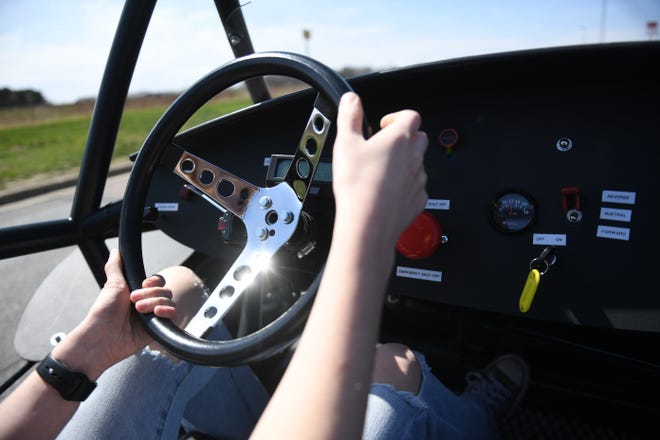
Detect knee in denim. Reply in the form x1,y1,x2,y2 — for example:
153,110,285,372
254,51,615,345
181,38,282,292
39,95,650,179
372,343,422,394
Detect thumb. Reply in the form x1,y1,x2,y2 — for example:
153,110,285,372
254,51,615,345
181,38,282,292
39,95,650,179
104,249,124,286
336,92,365,141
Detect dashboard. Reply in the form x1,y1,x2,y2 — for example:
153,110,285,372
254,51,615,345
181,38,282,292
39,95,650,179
145,42,660,335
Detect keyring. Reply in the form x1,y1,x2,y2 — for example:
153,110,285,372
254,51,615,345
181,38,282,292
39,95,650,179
529,257,550,275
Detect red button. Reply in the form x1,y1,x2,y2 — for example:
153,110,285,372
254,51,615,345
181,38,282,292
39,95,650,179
396,212,442,259
179,185,193,200
438,128,459,149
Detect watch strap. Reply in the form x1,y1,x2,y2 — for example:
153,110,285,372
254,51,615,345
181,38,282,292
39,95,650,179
36,353,97,401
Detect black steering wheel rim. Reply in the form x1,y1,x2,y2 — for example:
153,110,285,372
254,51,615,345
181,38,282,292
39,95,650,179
119,52,353,366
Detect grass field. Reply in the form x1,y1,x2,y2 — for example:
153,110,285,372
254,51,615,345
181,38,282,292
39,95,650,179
0,94,252,190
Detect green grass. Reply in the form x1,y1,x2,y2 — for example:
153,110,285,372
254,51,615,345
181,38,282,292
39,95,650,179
0,97,251,190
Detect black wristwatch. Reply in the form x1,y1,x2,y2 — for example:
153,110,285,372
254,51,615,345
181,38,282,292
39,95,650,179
36,354,97,401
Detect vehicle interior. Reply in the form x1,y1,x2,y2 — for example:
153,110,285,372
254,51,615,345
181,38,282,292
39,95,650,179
1,0,659,438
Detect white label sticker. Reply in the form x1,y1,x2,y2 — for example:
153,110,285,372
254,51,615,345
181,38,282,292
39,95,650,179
396,266,443,283
264,157,271,166
425,199,450,210
602,190,636,205
600,207,632,223
597,225,630,241
532,233,567,246
155,203,179,212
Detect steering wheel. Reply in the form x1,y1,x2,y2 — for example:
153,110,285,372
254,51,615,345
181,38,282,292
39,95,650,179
119,52,355,366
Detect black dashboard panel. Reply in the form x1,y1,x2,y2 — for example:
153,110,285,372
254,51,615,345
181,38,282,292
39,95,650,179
147,42,660,333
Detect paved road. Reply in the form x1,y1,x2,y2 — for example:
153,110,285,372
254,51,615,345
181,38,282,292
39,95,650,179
0,173,129,393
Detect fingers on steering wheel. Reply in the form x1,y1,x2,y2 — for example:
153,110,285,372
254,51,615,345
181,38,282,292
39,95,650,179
131,288,176,317
143,274,166,288
130,286,173,303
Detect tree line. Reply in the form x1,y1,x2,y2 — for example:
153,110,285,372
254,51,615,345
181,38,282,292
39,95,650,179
0,67,373,109
0,88,47,108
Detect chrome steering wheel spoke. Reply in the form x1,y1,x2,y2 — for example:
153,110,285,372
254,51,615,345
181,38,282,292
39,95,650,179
282,103,332,202
174,149,259,217
184,181,302,336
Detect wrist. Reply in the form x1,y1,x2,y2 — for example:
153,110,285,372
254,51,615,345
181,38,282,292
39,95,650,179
332,208,400,259
330,214,397,278
37,353,97,401
50,326,110,381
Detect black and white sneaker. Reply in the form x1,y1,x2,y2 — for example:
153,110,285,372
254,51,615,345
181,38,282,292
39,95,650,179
464,354,530,421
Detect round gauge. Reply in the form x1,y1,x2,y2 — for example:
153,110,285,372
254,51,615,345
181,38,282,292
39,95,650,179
489,191,536,233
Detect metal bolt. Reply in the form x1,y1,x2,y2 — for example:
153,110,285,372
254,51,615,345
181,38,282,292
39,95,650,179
282,210,294,224
556,137,573,152
441,235,449,244
229,33,242,45
259,196,272,209
566,209,583,223
256,227,269,240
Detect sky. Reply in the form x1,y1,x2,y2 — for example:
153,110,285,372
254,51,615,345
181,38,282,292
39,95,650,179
1,0,658,104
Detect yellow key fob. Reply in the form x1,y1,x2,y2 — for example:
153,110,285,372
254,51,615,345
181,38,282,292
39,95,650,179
519,269,540,313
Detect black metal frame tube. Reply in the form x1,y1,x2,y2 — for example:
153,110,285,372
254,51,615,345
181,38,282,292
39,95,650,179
0,220,78,259
70,0,156,222
213,0,270,103
69,0,155,285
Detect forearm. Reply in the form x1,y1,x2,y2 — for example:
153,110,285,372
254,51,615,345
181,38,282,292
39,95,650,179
252,91,427,439
251,215,395,440
0,371,80,439
0,324,109,439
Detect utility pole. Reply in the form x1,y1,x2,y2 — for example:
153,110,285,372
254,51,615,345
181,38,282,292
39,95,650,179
303,29,311,56
600,0,607,43
599,0,607,43
648,21,658,41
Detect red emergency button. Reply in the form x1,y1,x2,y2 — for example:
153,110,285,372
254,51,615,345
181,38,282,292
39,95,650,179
396,212,442,259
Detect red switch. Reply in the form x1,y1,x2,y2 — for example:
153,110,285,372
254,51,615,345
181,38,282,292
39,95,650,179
561,187,580,212
396,212,442,259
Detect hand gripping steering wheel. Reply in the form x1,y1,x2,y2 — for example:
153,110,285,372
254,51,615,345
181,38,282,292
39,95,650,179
119,52,355,366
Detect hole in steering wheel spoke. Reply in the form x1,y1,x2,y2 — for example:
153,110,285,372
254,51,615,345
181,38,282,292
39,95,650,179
313,115,325,134
181,158,195,173
217,179,235,197
304,137,318,157
219,286,235,298
234,265,252,282
204,307,218,319
296,157,311,179
199,169,215,186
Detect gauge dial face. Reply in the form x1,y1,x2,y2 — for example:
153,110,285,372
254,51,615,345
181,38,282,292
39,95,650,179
490,191,536,233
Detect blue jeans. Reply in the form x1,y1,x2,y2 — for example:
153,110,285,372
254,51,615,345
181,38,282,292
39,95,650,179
56,346,268,440
58,350,495,439
363,352,497,440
